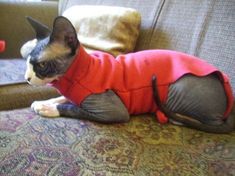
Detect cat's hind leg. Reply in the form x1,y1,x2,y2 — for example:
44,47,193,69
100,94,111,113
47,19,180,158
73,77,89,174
166,74,227,126
152,74,234,133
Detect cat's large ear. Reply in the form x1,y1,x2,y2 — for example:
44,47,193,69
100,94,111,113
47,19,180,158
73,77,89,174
26,16,51,40
50,16,79,55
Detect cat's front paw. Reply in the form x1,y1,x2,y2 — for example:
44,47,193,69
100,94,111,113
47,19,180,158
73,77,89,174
31,100,60,117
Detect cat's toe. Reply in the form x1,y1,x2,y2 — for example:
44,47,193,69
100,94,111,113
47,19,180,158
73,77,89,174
31,101,60,117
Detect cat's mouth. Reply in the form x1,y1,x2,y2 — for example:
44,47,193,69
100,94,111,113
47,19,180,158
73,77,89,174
25,74,59,86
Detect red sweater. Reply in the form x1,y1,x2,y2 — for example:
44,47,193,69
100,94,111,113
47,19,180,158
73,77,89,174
51,46,234,123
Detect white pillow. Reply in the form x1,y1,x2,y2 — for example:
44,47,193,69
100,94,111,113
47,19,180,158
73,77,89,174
62,5,141,56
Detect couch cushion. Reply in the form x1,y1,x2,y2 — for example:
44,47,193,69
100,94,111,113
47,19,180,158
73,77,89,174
0,83,58,110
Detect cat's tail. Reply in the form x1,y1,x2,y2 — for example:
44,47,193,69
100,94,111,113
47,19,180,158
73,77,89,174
152,75,235,134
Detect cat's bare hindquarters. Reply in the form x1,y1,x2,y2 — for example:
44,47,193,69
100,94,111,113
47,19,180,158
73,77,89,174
31,96,68,117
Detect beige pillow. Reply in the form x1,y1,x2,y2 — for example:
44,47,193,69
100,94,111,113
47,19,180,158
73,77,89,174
62,5,141,56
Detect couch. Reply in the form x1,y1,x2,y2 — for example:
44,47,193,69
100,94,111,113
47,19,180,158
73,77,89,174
0,0,235,175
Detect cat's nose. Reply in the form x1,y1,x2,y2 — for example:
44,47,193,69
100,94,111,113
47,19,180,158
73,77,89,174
27,77,31,82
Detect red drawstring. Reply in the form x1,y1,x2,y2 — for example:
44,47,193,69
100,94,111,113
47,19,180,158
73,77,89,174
156,110,168,124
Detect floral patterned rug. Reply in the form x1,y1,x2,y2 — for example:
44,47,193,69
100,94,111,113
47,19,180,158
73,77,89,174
0,108,235,176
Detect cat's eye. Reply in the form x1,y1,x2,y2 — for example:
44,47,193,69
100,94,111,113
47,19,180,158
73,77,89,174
38,62,45,68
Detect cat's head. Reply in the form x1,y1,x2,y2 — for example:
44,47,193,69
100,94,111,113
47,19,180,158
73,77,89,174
21,16,79,86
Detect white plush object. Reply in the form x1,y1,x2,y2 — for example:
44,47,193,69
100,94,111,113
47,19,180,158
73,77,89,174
20,39,37,58
62,5,141,56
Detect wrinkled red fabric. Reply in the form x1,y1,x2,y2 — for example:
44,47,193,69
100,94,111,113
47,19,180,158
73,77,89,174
51,46,234,123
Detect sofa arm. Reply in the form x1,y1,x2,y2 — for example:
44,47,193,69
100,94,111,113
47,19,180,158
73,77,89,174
0,1,58,58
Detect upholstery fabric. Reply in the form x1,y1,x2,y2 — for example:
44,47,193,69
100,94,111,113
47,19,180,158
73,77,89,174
0,108,234,175
0,83,58,110
63,5,141,56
